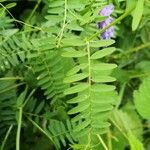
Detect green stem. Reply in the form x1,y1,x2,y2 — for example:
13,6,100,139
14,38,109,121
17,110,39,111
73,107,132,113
129,72,150,79
96,134,109,150
57,0,67,47
127,42,150,54
115,83,126,109
22,89,36,107
26,116,54,143
87,8,134,41
113,42,150,59
0,3,43,32
25,0,41,24
1,125,13,150
107,129,112,150
0,83,25,94
87,41,93,148
16,107,23,150
110,118,128,139
0,77,23,81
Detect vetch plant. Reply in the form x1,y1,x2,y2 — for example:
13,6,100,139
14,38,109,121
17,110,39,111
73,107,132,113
0,0,149,150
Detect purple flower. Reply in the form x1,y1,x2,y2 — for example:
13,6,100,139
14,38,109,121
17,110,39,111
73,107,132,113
100,4,114,16
98,17,113,29
97,4,114,39
101,27,114,39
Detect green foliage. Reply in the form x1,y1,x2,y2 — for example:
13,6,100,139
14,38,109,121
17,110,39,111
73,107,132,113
0,72,17,138
0,0,150,149
132,0,144,31
134,77,150,119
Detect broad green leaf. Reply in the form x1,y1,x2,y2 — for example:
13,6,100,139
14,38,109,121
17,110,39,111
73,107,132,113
132,0,144,31
128,132,144,150
62,49,87,57
134,77,150,119
123,103,143,139
64,83,89,95
126,0,136,12
91,47,116,59
90,40,115,48
64,73,88,83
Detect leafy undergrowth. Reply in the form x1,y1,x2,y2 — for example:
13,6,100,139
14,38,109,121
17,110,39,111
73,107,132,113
0,0,150,150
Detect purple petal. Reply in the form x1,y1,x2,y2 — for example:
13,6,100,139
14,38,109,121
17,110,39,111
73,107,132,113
100,4,114,16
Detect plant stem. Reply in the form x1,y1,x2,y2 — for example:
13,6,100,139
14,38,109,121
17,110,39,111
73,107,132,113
1,125,13,150
87,7,135,41
25,0,41,23
16,107,23,150
0,77,23,81
87,41,93,148
110,118,128,139
96,134,109,150
129,72,150,79
107,129,112,150
115,83,126,109
57,0,67,47
26,116,54,143
0,83,25,94
127,42,150,54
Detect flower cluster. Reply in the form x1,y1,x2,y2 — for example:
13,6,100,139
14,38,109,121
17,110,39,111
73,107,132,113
97,4,114,39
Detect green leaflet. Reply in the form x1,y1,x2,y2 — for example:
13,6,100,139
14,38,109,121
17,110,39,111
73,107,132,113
67,94,89,104
68,0,85,9
45,15,63,25
64,83,89,95
126,0,136,12
73,120,91,132
66,21,84,31
91,47,116,59
91,63,117,71
64,73,88,83
128,132,144,150
48,7,64,14
5,3,16,9
61,37,86,46
91,84,116,93
92,75,116,83
68,103,90,114
61,49,87,57
132,0,144,31
66,63,88,76
134,77,150,119
90,40,115,48
48,0,64,7
47,119,74,149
